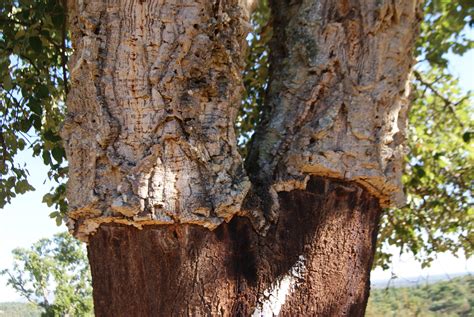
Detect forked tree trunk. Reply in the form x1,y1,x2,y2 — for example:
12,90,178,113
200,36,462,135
63,0,421,316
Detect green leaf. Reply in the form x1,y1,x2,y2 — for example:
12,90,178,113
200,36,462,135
31,114,42,130
51,146,65,163
44,130,61,142
28,99,43,115
17,180,33,194
414,165,426,178
18,118,32,133
52,12,65,29
36,85,50,99
462,131,472,143
17,138,26,151
2,73,13,90
43,193,54,207
42,150,51,165
28,36,43,53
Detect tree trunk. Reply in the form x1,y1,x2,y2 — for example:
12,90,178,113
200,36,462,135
63,0,421,315
88,177,380,316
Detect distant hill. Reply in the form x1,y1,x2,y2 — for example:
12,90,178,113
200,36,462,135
0,302,42,317
371,272,473,289
1,275,472,316
367,275,473,316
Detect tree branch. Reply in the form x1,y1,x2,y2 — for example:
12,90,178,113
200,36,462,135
4,271,37,306
413,70,468,128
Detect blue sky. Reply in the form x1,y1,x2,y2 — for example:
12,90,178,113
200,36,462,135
1,49,473,301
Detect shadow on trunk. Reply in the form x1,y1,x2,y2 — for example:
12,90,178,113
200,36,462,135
88,177,380,316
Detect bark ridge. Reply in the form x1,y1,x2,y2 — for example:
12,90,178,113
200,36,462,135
63,0,255,241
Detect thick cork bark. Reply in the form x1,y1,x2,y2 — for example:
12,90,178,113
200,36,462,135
62,0,257,241
247,0,422,218
88,178,380,317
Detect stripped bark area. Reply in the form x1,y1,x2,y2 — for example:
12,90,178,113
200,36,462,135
63,0,256,241
88,178,380,316
247,0,422,219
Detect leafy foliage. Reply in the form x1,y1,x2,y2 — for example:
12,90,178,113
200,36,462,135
237,0,271,156
374,1,474,268
0,0,69,223
418,0,474,68
366,275,474,316
0,232,93,317
376,68,473,268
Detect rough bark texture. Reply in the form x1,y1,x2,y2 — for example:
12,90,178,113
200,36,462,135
63,0,421,239
88,177,380,317
62,0,256,241
63,0,422,315
247,0,422,219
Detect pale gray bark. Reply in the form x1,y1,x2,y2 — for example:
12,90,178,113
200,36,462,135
62,0,256,241
247,0,422,222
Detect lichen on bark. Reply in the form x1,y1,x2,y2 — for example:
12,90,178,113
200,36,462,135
62,0,255,241
246,0,422,220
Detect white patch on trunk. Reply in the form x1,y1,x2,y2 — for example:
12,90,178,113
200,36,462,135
252,255,306,317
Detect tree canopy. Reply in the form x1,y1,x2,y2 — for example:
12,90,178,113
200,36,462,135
366,275,474,316
0,0,472,268
0,232,93,316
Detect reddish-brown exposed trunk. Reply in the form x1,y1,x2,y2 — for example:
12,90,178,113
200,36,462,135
88,177,380,316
